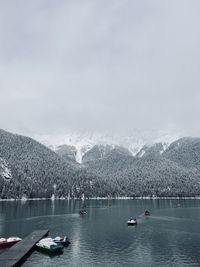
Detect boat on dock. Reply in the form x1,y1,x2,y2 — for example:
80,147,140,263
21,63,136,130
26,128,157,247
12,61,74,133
0,230,49,266
36,238,63,254
0,237,21,248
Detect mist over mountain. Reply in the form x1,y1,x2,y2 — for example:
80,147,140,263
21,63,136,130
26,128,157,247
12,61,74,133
0,129,200,199
35,131,179,163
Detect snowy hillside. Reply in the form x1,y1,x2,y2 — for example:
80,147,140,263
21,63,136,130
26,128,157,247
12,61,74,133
35,131,180,163
0,157,12,180
1,128,200,199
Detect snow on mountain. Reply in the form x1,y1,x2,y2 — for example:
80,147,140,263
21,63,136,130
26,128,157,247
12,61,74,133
35,132,117,163
0,157,12,180
34,131,181,163
136,143,167,158
137,149,146,158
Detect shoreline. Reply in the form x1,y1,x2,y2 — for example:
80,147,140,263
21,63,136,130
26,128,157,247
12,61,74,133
1,196,200,201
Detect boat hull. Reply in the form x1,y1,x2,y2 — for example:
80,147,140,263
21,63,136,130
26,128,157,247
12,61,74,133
127,221,137,226
0,240,20,249
36,244,63,254
79,211,86,215
54,239,70,247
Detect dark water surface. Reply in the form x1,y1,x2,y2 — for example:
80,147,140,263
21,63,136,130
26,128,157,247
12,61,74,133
0,199,200,266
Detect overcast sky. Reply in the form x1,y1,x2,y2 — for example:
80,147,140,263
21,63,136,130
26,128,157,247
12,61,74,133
0,0,200,139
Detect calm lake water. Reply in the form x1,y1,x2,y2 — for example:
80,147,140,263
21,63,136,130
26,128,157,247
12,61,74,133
0,199,200,266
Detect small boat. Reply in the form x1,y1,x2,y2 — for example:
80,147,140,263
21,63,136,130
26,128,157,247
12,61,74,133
0,237,21,248
53,236,70,246
36,238,63,254
144,210,150,216
79,210,86,215
127,219,137,226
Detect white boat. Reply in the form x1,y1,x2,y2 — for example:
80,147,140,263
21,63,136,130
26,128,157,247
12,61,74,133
36,238,63,254
127,219,137,226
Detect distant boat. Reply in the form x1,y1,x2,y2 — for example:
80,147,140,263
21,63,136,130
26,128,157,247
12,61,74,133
127,219,137,226
144,210,151,216
79,210,86,215
36,238,63,254
0,237,21,248
53,236,70,247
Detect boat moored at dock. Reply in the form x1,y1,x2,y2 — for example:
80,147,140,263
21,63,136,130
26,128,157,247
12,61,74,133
0,237,21,248
53,236,70,246
36,238,64,254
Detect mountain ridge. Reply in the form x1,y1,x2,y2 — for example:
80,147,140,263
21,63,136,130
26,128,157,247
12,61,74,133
0,129,200,198
35,131,179,163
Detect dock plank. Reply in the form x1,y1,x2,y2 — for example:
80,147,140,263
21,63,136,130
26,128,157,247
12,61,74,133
0,230,49,267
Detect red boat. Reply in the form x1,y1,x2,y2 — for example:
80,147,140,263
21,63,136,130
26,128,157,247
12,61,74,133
144,210,150,216
0,237,21,248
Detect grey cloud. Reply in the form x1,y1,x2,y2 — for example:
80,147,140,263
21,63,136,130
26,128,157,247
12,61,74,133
0,0,200,137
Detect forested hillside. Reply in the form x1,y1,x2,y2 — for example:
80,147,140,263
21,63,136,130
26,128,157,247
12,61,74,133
82,144,132,163
0,129,200,199
0,129,103,199
55,144,77,162
83,138,200,197
163,137,200,170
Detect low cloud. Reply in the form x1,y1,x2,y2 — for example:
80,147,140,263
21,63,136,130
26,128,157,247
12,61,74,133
0,0,200,138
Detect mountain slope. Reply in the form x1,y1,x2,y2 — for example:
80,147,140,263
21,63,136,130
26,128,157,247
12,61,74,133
136,143,167,157
1,129,200,198
85,141,200,197
106,154,200,197
163,137,200,170
0,129,100,199
82,144,132,163
55,144,77,162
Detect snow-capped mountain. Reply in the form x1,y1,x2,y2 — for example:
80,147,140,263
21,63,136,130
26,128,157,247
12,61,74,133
1,128,200,199
34,131,180,163
136,142,169,158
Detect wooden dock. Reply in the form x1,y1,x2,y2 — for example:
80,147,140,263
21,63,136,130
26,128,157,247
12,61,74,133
0,229,49,267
